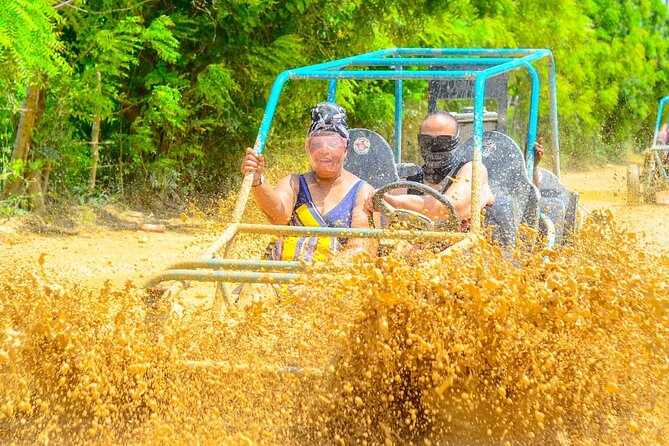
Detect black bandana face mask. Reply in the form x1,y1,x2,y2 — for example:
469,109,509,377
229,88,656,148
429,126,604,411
308,102,349,140
418,129,461,184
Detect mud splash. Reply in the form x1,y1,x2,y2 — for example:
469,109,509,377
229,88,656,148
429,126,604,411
1,211,668,445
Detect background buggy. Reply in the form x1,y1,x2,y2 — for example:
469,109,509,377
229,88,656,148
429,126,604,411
627,95,669,205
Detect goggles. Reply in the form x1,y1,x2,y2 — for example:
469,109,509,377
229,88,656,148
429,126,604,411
417,133,460,152
306,134,347,151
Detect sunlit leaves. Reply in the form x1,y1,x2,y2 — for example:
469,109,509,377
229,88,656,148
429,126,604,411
2,0,669,202
0,0,68,82
141,16,180,65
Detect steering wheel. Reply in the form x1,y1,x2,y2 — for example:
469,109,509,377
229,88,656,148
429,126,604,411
372,180,459,232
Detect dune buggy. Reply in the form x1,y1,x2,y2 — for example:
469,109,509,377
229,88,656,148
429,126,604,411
144,48,580,372
627,95,669,205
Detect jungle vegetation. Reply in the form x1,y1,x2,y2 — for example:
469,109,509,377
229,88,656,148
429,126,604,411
1,0,668,211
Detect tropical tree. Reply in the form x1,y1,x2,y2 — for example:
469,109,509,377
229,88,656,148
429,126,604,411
0,0,68,209
1,0,668,212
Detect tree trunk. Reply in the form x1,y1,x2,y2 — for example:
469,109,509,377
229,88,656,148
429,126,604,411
88,71,102,193
118,111,124,198
3,80,44,198
41,160,52,196
26,169,46,213
89,116,101,192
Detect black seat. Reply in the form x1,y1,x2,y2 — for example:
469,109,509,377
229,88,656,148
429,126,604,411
538,167,579,244
460,131,540,245
396,162,422,180
344,129,398,189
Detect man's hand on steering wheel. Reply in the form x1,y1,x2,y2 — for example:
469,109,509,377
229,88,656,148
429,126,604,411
367,181,460,232
365,189,413,213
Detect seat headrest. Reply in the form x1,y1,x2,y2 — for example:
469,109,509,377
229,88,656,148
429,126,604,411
538,167,569,199
344,128,399,189
461,131,539,229
461,131,532,197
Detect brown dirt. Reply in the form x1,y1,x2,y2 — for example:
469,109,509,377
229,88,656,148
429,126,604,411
1,164,666,287
0,205,221,289
562,164,669,251
1,165,668,445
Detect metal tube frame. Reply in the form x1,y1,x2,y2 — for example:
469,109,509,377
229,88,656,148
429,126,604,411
652,96,669,148
548,57,561,178
394,52,403,162
649,96,669,184
147,48,559,290
524,63,540,180
149,224,471,288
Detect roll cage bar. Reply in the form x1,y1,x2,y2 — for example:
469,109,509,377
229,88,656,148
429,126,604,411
146,48,562,306
645,95,669,184
237,48,561,234
652,95,669,151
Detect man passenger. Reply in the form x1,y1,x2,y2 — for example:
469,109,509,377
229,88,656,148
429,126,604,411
367,111,495,230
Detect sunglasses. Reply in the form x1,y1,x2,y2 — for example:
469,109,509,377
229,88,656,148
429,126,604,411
417,133,459,152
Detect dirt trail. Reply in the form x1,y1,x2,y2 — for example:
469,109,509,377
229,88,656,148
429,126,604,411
562,164,669,251
1,212,218,289
1,164,666,286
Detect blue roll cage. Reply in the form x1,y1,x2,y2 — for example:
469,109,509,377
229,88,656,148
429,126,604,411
653,95,669,149
649,95,669,182
147,48,565,305
252,48,561,180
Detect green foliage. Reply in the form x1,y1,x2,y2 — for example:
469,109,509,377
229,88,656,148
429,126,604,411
1,0,669,207
0,0,68,83
141,16,181,64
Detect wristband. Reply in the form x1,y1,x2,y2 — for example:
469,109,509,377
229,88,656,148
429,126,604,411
252,174,264,187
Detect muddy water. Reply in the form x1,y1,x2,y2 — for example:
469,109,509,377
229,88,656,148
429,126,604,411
1,171,669,445
2,213,668,445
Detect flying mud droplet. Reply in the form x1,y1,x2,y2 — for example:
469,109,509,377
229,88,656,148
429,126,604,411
0,208,667,444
